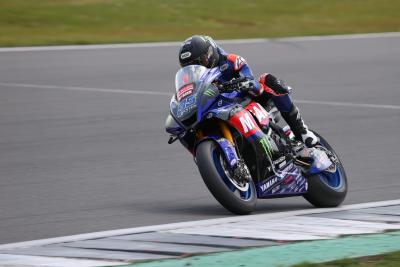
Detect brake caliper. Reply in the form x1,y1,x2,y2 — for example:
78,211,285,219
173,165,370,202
233,159,252,183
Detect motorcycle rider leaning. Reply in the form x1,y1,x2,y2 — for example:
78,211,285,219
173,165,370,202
178,35,318,148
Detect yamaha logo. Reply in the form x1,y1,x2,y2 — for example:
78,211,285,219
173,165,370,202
260,177,279,192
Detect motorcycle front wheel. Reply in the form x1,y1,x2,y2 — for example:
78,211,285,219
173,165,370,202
304,132,348,207
196,140,257,215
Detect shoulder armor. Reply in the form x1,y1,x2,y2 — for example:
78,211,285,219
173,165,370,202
227,54,247,71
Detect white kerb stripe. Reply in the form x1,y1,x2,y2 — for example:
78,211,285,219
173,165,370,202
0,199,400,250
0,32,399,52
296,99,400,110
0,82,170,96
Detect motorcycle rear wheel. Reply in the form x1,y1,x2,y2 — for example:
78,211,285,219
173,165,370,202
303,132,348,207
196,140,257,215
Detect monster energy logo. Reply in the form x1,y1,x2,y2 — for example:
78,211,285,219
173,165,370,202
203,88,216,97
260,137,274,160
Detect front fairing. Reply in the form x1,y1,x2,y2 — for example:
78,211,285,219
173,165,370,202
170,81,220,129
165,113,182,135
169,65,222,129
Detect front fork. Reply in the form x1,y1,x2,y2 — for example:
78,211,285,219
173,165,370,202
219,121,235,145
195,121,239,170
197,122,253,183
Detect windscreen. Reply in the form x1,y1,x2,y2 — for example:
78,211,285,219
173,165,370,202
175,65,208,92
171,65,220,128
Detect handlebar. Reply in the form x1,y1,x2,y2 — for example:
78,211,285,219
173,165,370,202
217,77,248,93
217,77,255,93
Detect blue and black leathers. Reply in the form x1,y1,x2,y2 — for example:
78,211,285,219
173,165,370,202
215,47,293,113
214,46,318,147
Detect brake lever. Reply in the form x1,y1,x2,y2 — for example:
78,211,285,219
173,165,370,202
218,77,248,93
168,135,178,144
220,77,247,87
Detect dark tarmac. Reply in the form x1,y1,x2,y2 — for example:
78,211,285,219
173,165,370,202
0,35,399,244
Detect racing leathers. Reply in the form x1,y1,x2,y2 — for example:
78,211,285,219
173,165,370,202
215,46,318,148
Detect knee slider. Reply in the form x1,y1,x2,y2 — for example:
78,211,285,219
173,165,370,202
265,74,291,95
258,73,269,85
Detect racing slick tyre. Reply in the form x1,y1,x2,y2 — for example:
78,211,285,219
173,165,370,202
303,132,348,207
196,140,257,215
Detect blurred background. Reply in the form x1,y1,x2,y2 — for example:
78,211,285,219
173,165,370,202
0,0,399,47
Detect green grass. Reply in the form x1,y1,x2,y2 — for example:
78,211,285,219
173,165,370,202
0,0,399,47
293,251,400,267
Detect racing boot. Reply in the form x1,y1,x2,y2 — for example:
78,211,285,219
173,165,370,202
281,105,319,147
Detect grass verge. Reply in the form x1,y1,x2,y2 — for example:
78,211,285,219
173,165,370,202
293,251,400,267
0,0,400,47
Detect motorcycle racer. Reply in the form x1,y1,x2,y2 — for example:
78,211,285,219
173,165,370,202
178,35,318,147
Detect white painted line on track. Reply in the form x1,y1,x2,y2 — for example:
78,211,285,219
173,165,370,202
275,32,400,42
0,32,399,52
0,199,399,250
1,82,399,110
295,99,400,110
0,82,171,96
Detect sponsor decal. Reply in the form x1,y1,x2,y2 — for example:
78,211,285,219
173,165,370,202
182,37,192,46
273,156,286,169
260,137,273,159
180,52,191,59
228,54,246,71
224,147,238,167
176,95,196,118
258,163,308,197
245,102,270,126
235,56,246,70
203,88,216,97
260,177,279,192
273,156,285,165
239,113,256,133
228,109,260,138
278,161,286,169
215,138,238,168
177,83,194,101
283,175,295,185
271,185,281,194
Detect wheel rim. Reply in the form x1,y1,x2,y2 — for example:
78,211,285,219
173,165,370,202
319,165,344,189
316,139,345,190
212,148,254,201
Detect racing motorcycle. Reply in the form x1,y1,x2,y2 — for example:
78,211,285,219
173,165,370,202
166,65,347,214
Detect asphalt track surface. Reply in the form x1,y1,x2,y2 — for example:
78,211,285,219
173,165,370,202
0,35,399,244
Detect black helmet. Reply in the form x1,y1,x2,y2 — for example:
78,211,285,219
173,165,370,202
179,35,220,68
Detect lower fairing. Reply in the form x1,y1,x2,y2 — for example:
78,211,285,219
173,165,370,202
256,162,308,198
